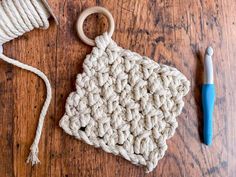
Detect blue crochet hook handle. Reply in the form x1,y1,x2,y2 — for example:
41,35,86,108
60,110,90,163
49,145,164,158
202,47,215,145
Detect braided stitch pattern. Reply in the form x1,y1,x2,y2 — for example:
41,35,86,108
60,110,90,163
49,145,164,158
60,33,190,172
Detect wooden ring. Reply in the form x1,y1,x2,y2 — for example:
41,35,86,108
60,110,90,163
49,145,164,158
76,6,115,46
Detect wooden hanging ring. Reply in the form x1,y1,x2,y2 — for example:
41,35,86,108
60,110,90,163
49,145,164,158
76,6,115,46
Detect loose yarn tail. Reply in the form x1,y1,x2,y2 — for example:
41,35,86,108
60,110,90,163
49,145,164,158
27,145,40,165
0,52,52,165
0,0,53,165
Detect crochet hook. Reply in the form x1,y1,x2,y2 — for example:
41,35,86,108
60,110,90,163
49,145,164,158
202,46,215,145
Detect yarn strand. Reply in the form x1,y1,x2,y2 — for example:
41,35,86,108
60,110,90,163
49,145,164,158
0,0,52,165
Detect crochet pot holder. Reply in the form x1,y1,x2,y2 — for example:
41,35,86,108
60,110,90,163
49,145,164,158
59,7,190,172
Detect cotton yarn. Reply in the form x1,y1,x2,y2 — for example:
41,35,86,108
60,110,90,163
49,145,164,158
60,32,190,172
0,0,50,44
0,0,53,165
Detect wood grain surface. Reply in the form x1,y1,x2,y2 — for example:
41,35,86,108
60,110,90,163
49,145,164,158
0,0,235,176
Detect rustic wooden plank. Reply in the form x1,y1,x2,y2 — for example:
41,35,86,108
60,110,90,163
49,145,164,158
0,48,14,177
8,26,58,177
0,0,236,176
223,0,236,176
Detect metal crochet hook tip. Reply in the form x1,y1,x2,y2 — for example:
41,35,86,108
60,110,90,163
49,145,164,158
202,46,215,146
206,46,214,56
204,46,214,84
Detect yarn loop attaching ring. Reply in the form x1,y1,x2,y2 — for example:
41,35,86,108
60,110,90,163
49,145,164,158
76,6,115,46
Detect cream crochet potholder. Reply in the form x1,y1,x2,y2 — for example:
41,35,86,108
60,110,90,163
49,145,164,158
59,32,190,172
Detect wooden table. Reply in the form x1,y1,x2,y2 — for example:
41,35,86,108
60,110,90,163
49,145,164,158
0,0,235,177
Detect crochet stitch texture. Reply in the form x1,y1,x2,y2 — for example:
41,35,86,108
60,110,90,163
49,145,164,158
60,33,190,172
